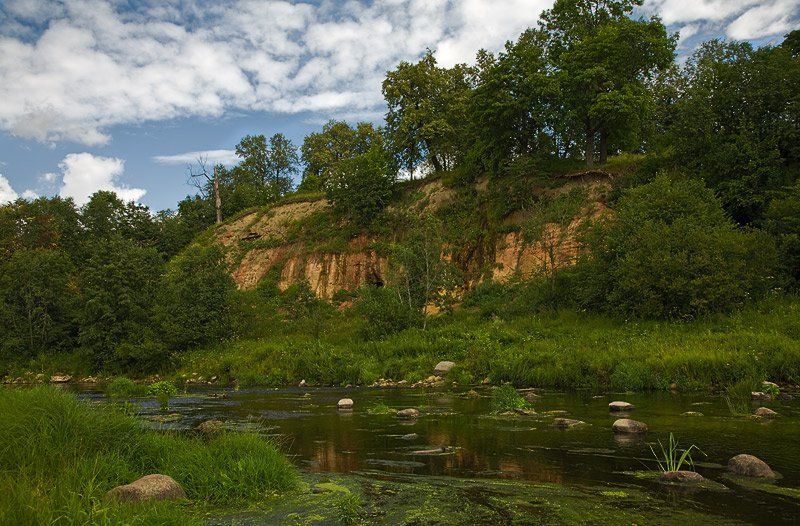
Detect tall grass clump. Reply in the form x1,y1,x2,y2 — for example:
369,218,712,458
649,433,704,473
105,377,147,398
491,385,531,412
0,387,298,525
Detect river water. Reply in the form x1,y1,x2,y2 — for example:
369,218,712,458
80,386,800,524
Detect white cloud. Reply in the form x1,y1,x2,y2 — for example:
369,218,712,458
153,149,239,166
21,189,38,199
56,153,145,205
1,0,797,147
0,174,19,203
727,0,800,40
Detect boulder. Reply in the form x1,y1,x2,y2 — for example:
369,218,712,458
609,401,634,412
659,471,704,484
106,474,186,503
397,408,420,419
433,361,456,376
762,381,779,391
751,392,772,402
552,418,585,429
337,398,354,409
50,373,72,383
465,389,480,398
196,419,225,438
523,392,540,403
754,407,778,418
727,454,775,478
612,418,648,435
298,379,307,387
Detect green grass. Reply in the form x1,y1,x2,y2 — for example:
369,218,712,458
0,387,298,525
648,433,703,473
105,377,147,398
179,295,800,392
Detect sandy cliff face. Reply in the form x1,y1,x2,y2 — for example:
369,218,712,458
216,174,611,298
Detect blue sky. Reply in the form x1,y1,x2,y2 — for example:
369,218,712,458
1,0,798,211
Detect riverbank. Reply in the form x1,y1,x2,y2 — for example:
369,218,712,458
179,296,800,392
4,296,800,394
0,387,297,525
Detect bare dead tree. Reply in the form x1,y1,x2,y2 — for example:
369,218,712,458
187,156,222,224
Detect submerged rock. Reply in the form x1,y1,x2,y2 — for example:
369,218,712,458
612,418,648,434
337,398,354,409
727,454,775,478
681,412,704,417
106,474,185,503
552,418,585,429
659,471,704,484
754,407,778,418
397,408,420,419
609,401,634,412
433,361,456,376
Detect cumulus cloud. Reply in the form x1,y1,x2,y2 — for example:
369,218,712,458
153,149,239,166
56,153,145,205
0,174,19,203
1,0,798,147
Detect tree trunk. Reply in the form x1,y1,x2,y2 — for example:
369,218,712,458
213,167,222,224
585,129,595,168
599,129,608,165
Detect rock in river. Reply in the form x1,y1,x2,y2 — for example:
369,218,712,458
337,398,354,409
196,419,225,438
608,401,634,412
612,418,648,435
728,454,775,478
552,418,585,429
397,408,420,419
753,407,777,418
107,474,186,503
751,391,772,402
434,361,456,376
659,471,704,484
50,373,72,383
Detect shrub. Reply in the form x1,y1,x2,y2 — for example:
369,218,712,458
491,384,531,412
106,377,146,398
355,286,418,340
326,144,396,225
577,175,777,318
147,381,179,410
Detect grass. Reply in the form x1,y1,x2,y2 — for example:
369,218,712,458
146,381,178,410
491,385,531,412
0,387,298,525
178,295,800,392
105,377,147,398
648,433,704,473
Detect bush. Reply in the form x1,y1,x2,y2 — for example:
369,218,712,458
355,286,418,340
106,377,146,398
147,381,179,410
326,145,396,225
577,175,777,318
491,384,531,412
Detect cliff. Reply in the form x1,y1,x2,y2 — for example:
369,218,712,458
210,171,614,299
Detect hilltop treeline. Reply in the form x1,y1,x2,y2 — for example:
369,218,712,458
1,0,799,375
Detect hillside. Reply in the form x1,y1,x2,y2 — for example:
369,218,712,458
210,169,614,299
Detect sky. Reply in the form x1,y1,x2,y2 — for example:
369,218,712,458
0,0,798,211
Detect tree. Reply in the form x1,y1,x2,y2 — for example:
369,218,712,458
468,29,556,174
156,244,235,350
326,145,396,225
577,175,776,318
383,50,473,177
0,249,76,362
299,121,383,192
266,133,299,198
234,133,298,201
541,0,675,165
78,236,164,369
389,213,457,329
188,156,224,224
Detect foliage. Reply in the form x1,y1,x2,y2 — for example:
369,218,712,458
491,385,531,412
577,175,777,318
354,286,417,341
326,145,396,225
0,387,297,525
147,380,179,410
156,244,235,350
649,433,703,473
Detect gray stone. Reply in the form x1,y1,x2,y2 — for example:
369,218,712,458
106,474,186,503
612,418,648,434
552,418,585,429
337,398,354,409
659,471,704,484
728,454,775,478
196,419,225,438
754,407,778,418
397,408,420,419
433,361,456,376
609,401,634,412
